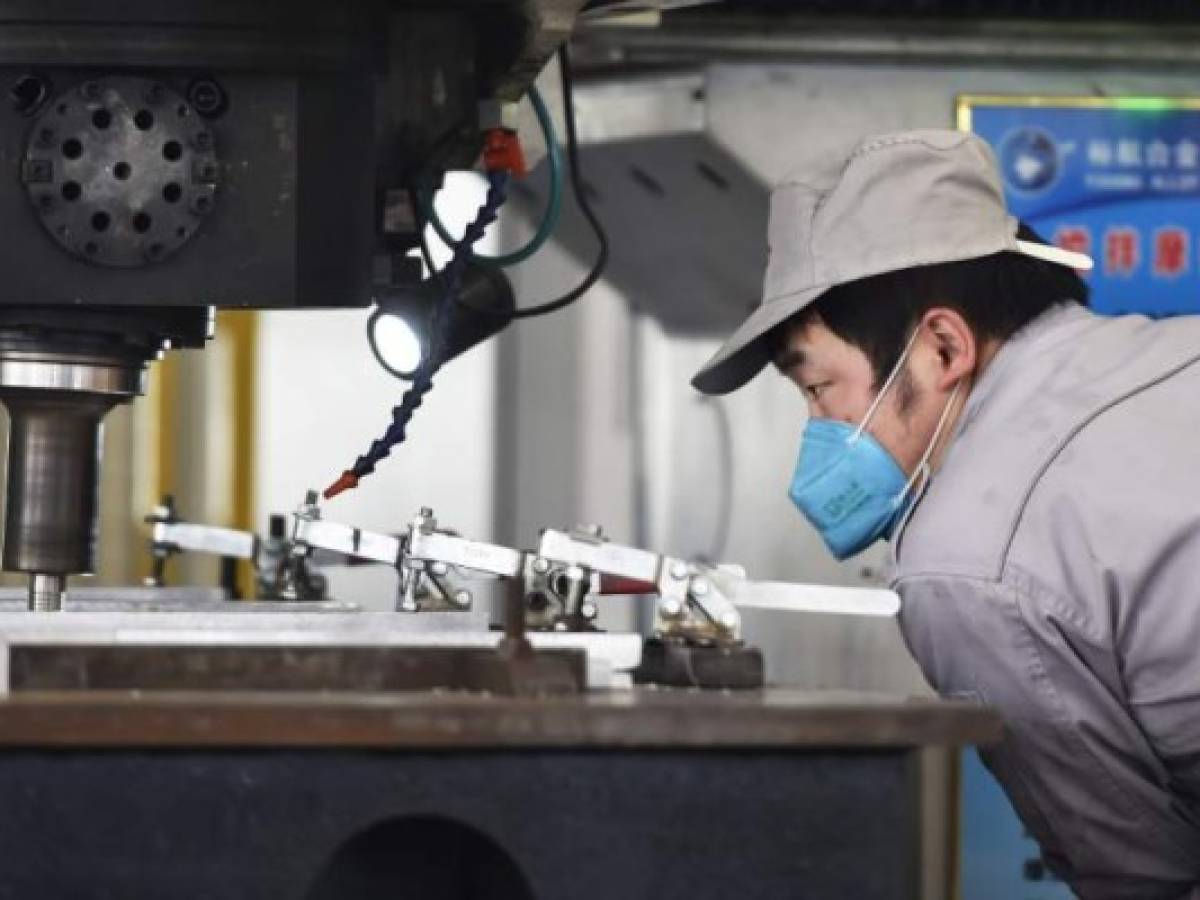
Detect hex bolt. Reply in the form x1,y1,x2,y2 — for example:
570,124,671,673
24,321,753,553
419,507,433,517
187,78,227,118
23,159,52,184
193,130,213,151
454,590,472,607
661,597,683,618
79,81,101,101
670,561,689,581
580,600,598,620
430,561,449,577
191,160,218,185
532,557,551,576
690,578,710,597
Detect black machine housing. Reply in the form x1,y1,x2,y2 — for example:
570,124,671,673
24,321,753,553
0,0,537,345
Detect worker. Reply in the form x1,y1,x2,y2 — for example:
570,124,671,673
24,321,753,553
692,129,1200,899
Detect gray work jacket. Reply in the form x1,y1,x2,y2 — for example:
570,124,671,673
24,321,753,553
893,303,1200,899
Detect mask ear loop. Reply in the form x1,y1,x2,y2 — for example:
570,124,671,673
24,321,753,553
851,327,923,443
897,379,964,503
889,379,965,566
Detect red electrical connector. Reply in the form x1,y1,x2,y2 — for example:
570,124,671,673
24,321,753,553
483,127,527,177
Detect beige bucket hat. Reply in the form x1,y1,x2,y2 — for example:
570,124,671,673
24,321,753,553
691,129,1092,395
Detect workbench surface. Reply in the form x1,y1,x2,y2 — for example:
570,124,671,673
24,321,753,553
0,688,1000,748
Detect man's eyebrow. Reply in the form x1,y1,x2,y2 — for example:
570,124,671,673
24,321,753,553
773,347,806,373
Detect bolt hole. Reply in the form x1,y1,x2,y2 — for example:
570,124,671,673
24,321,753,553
175,226,187,238
91,108,111,130
10,75,48,115
61,181,81,201
134,109,154,130
61,138,82,160
113,161,131,180
133,212,152,233
84,241,98,256
162,182,182,203
162,140,182,162
90,211,110,232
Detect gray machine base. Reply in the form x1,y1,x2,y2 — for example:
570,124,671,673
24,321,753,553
0,748,917,899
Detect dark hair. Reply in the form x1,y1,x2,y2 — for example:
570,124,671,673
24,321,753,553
768,222,1089,387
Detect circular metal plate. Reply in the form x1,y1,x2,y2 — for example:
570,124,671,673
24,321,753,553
22,76,219,268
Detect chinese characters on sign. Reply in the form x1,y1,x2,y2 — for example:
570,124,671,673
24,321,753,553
960,98,1200,316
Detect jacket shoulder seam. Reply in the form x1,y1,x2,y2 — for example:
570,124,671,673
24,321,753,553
996,352,1200,580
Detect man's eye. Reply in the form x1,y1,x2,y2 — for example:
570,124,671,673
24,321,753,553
805,382,830,400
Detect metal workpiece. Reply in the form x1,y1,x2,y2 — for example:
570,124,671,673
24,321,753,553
0,608,631,693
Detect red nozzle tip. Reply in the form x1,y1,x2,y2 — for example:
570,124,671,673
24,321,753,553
323,472,359,500
483,128,527,178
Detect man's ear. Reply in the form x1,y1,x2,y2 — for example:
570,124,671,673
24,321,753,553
921,308,977,390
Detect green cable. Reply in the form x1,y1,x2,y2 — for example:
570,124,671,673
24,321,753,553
419,85,563,268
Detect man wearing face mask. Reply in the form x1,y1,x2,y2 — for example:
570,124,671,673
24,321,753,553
692,129,1200,898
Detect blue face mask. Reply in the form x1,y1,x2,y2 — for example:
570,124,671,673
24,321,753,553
788,330,961,561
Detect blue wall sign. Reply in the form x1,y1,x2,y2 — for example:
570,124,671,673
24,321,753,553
959,96,1200,317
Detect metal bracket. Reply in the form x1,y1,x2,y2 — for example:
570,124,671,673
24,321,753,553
535,527,742,642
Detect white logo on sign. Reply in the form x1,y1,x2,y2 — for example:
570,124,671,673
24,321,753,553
1087,139,1113,166
1177,139,1199,169
1146,139,1171,168
1014,154,1046,184
1117,139,1142,167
